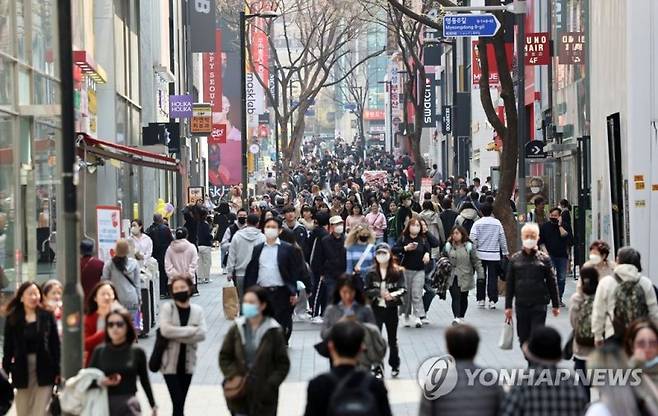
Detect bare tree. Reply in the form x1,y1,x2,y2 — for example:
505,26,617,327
336,60,370,147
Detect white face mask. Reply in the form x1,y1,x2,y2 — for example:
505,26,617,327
589,254,602,265
376,253,390,263
131,226,140,236
334,225,344,235
530,186,541,194
409,225,421,235
522,239,538,250
264,228,279,240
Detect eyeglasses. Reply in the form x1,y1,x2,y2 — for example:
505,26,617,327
107,321,126,329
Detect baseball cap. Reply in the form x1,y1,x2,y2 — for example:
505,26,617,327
329,215,343,225
375,242,391,253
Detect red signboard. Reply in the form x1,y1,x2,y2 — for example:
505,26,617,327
208,123,227,144
203,30,223,113
364,109,385,120
524,32,550,65
250,17,269,88
472,41,514,86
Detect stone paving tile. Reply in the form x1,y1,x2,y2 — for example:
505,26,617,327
8,248,578,416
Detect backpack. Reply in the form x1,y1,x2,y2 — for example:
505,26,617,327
328,370,379,416
574,295,595,346
460,217,475,233
612,274,649,338
359,322,387,367
432,255,453,299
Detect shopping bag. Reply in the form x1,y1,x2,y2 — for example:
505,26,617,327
498,320,514,350
223,282,239,320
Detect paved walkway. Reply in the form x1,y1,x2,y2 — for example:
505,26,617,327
133,248,576,415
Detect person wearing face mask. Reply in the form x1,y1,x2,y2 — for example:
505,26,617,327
196,216,214,284
219,286,290,416
128,219,153,266
221,208,249,270
314,216,348,322
103,240,142,329
365,202,387,244
345,225,376,282
165,229,199,292
364,243,406,378
395,192,414,237
42,279,63,337
504,223,560,348
583,240,616,280
227,214,266,302
244,218,300,344
2,282,60,416
158,276,207,416
392,218,432,328
146,214,174,298
539,207,573,306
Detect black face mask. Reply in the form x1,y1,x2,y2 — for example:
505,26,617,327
358,235,369,242
550,218,559,225
238,217,247,225
173,291,190,303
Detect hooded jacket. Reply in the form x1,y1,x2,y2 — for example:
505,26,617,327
591,264,658,342
419,210,445,255
226,226,266,277
164,238,199,281
455,208,480,229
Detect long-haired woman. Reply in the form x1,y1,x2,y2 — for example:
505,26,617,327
392,217,432,328
84,281,120,366
344,224,376,278
2,282,60,416
364,243,406,378
444,225,483,325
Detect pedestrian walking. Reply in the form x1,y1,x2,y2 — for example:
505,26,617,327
439,197,458,241
321,275,376,340
418,218,440,320
365,201,387,244
364,243,406,378
344,224,376,279
165,228,199,286
128,219,153,266
314,216,347,320
500,326,588,416
307,212,329,320
625,319,658,385
419,325,502,416
244,217,300,343
386,201,399,245
88,308,157,415
84,282,119,367
282,205,307,247
197,215,214,284
158,276,207,416
454,201,480,234
583,239,616,279
419,200,446,250
304,321,392,416
469,204,508,309
80,238,105,299
146,214,174,298
392,217,432,328
444,225,484,325
102,239,142,333
219,286,290,416
2,282,60,416
226,214,266,301
592,246,658,346
346,203,365,232
42,279,63,337
504,223,560,347
539,207,573,305
213,202,234,247
221,209,249,269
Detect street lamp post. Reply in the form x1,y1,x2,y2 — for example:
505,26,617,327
240,10,279,207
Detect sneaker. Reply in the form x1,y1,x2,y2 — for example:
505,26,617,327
310,316,324,324
403,316,411,328
420,317,430,325
489,301,496,310
414,317,422,328
477,300,485,308
373,366,384,379
391,367,400,378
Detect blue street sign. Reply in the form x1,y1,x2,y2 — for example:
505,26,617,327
443,13,501,38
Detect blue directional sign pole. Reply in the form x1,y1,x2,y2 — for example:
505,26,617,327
442,13,502,37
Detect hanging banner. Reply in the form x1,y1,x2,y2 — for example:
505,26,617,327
188,0,216,52
208,123,227,144
96,205,121,262
524,32,550,65
472,40,514,86
250,16,269,88
191,103,212,134
246,72,264,128
203,30,223,113
169,94,193,118
442,105,452,134
558,32,586,64
422,74,436,128
389,65,401,119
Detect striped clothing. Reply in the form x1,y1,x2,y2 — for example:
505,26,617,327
345,244,375,275
469,217,508,261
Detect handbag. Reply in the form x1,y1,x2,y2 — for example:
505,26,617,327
498,320,514,350
48,385,61,416
223,280,239,320
148,328,169,372
223,374,248,400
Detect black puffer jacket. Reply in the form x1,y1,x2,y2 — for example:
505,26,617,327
316,234,346,280
505,249,559,309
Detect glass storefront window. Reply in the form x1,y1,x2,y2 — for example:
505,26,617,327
0,57,13,108
33,73,59,105
0,115,16,286
0,0,12,55
18,68,30,105
31,0,58,77
34,119,58,278
16,0,26,62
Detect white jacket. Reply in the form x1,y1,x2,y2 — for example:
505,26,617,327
60,368,109,416
591,264,658,342
159,301,207,374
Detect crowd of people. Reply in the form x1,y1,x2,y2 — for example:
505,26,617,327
0,138,656,416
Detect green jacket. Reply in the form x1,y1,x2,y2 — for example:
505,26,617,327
219,317,290,416
444,242,484,291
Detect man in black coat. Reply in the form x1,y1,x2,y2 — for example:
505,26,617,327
304,321,392,416
244,217,300,342
306,212,330,320
146,213,173,297
315,216,347,320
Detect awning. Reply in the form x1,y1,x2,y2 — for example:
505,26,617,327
77,133,180,172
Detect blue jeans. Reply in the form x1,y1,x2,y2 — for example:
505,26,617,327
551,256,569,300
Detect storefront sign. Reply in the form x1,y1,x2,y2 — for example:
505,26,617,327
187,186,205,204
420,177,433,197
558,32,586,64
188,0,216,52
472,41,514,86
169,94,193,118
191,104,212,134
208,123,227,145
422,74,436,128
364,109,386,121
390,66,401,118
442,105,452,134
524,32,550,65
96,206,121,262
246,72,264,128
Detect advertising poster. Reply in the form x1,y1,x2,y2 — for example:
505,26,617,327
96,206,121,262
188,186,205,204
207,2,243,190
